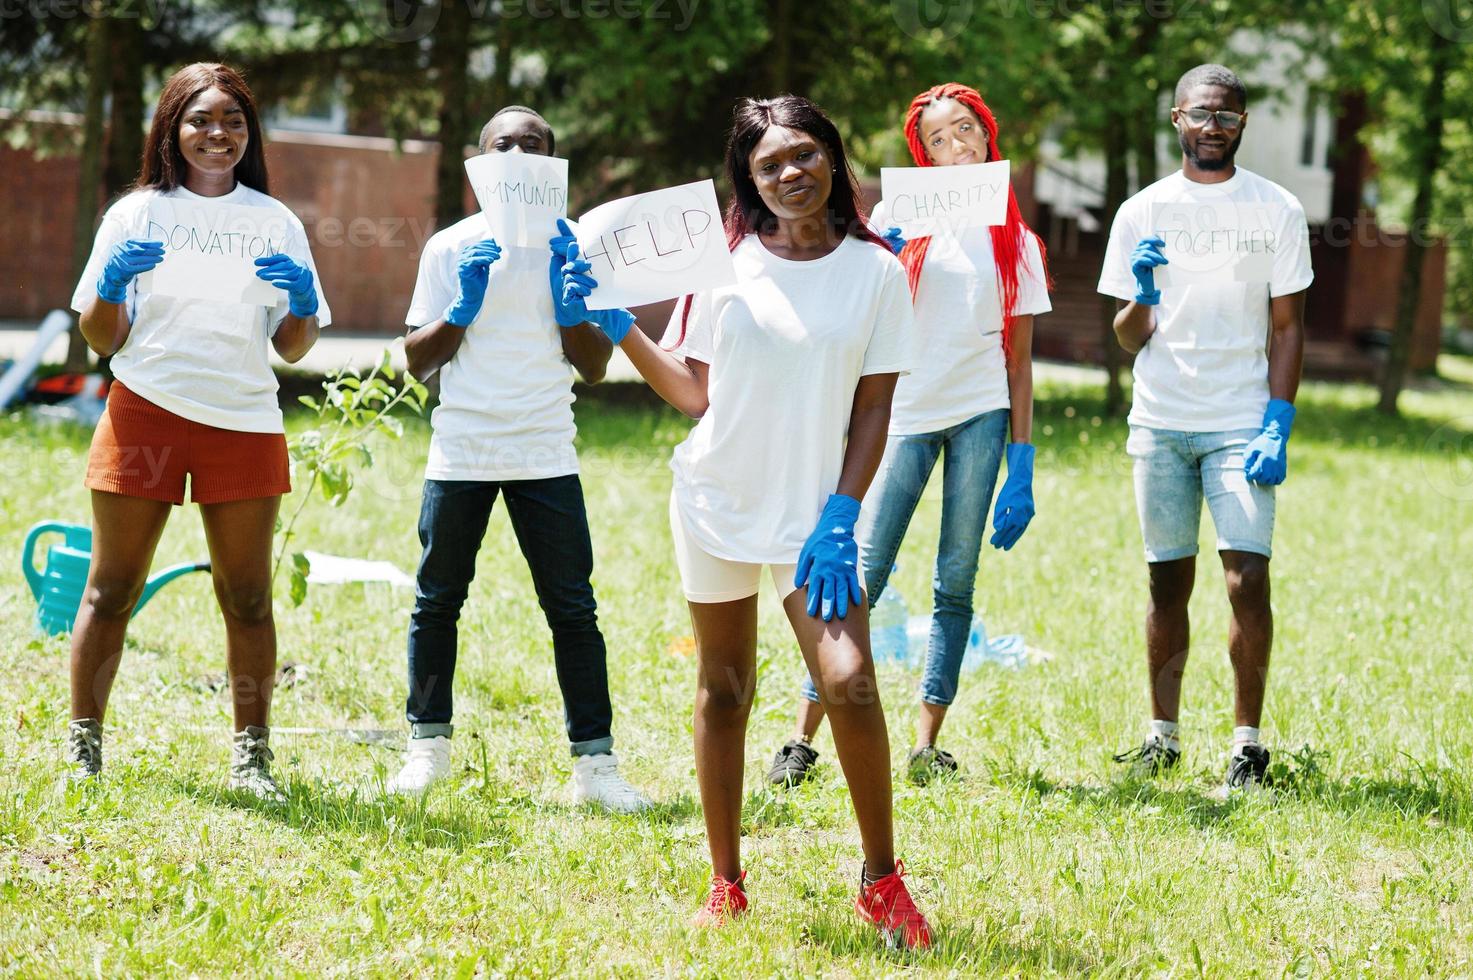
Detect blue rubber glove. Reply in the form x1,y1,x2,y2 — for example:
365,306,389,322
1244,398,1296,485
549,219,585,328
549,218,577,261
1130,236,1168,306
990,443,1036,551
254,253,319,317
881,226,906,256
97,239,165,304
793,494,863,622
442,239,502,327
559,239,636,344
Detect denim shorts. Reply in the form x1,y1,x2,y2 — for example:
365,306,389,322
1126,425,1275,562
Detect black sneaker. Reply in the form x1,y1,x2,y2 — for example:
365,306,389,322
906,746,959,785
1222,743,1271,796
1113,735,1181,778
767,738,819,786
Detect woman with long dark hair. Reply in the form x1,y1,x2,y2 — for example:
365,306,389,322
66,63,330,800
766,82,1052,787
556,95,932,948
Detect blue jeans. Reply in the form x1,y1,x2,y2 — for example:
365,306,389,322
405,476,614,757
801,408,1009,707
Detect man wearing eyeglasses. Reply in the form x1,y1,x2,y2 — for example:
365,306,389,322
1098,63,1312,796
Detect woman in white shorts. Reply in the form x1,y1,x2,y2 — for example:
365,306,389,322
557,95,932,949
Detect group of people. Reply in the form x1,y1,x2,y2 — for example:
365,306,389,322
61,59,1310,950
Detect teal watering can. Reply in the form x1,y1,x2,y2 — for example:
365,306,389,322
22,521,211,636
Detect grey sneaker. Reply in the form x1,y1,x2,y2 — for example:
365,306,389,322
65,719,103,780
229,725,286,802
906,745,959,785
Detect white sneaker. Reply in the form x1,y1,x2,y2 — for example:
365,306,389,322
571,751,652,813
387,736,452,795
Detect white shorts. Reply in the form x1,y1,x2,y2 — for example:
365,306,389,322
669,493,802,604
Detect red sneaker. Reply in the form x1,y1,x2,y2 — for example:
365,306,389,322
691,871,748,927
855,860,933,951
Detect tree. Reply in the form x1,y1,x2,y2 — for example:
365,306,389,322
431,0,473,225
1376,22,1456,414
1307,0,1472,414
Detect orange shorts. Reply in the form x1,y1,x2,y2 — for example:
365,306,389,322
85,381,291,505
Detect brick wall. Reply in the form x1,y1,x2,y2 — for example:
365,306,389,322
0,117,1445,377
1,119,85,322
0,118,462,335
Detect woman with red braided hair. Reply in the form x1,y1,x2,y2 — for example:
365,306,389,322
767,82,1052,788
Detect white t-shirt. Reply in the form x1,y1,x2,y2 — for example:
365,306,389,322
1097,168,1314,432
71,184,332,433
662,234,914,564
873,200,1051,434
406,213,578,481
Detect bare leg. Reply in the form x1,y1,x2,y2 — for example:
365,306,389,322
1221,550,1272,728
689,596,759,882
1146,557,1195,721
783,591,894,876
793,697,826,741
915,702,949,749
69,491,172,721
199,496,281,731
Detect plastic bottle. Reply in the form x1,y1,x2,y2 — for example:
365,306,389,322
904,614,931,669
960,613,990,672
987,633,1028,669
869,580,909,665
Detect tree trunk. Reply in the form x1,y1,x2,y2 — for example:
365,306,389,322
433,0,472,228
769,0,792,93
66,13,110,372
489,9,513,111
102,15,143,197
1129,9,1164,193
1377,29,1453,414
1315,91,1368,342
1100,112,1129,416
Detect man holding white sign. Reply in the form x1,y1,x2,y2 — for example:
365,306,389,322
1099,64,1312,796
392,105,650,814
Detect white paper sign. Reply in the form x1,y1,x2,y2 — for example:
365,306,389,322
137,198,287,305
880,159,1011,236
1151,202,1284,286
574,179,735,310
464,152,569,248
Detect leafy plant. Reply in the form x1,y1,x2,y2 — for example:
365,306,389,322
272,349,428,606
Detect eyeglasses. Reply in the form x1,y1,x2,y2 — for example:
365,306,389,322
1177,107,1245,130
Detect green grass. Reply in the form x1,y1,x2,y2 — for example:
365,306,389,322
3,360,1473,976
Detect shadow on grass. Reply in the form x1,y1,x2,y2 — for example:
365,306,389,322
801,912,1100,973
991,750,1471,830
169,772,517,854
1005,768,1241,829
739,783,847,836
449,779,701,825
